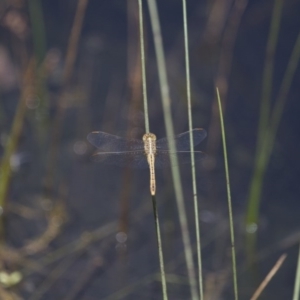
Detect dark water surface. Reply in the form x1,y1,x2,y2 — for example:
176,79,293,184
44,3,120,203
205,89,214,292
0,1,300,299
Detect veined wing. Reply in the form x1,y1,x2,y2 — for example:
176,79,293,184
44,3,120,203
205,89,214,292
87,131,148,168
87,129,206,169
87,131,144,152
155,150,205,168
156,128,207,151
92,150,149,168
91,149,205,169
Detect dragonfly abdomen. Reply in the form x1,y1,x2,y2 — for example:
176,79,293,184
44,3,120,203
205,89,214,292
143,133,157,195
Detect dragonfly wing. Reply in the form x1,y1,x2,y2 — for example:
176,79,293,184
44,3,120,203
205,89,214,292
92,151,148,169
156,128,207,151
155,151,205,168
87,131,144,152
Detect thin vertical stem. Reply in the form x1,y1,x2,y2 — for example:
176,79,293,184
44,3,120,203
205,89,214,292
138,1,166,297
44,0,89,193
0,60,34,239
246,0,283,234
293,244,300,300
28,0,47,65
147,0,198,299
182,0,203,298
138,0,150,133
256,0,283,149
151,195,168,299
269,28,300,149
62,0,89,85
216,88,238,300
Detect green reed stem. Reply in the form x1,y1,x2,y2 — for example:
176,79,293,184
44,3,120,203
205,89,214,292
28,0,49,142
138,0,150,133
216,88,238,300
151,195,168,299
269,28,300,148
246,0,283,251
0,61,34,239
28,0,47,65
182,0,203,298
245,5,300,271
293,243,300,300
138,1,166,297
256,0,283,150
147,0,198,299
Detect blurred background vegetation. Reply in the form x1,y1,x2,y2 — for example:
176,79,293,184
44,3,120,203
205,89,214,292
0,0,300,299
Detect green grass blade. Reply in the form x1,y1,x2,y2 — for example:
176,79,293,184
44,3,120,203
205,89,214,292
28,0,47,65
256,0,283,150
138,0,150,133
152,195,168,299
146,0,198,299
269,28,300,148
138,2,166,297
293,244,300,300
0,62,34,238
246,0,284,251
182,0,203,298
216,88,238,300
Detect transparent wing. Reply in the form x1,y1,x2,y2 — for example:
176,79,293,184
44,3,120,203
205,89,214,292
156,128,207,151
92,151,149,169
155,151,205,168
92,150,205,169
87,129,206,169
87,131,144,152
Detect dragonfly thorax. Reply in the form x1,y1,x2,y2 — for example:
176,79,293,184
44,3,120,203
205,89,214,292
143,133,157,155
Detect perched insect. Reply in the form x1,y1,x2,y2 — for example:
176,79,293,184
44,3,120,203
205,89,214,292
87,128,207,195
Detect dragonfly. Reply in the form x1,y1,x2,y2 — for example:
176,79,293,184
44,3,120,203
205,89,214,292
87,128,207,196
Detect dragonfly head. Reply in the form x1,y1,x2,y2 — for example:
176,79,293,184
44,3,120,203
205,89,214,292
143,133,156,142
